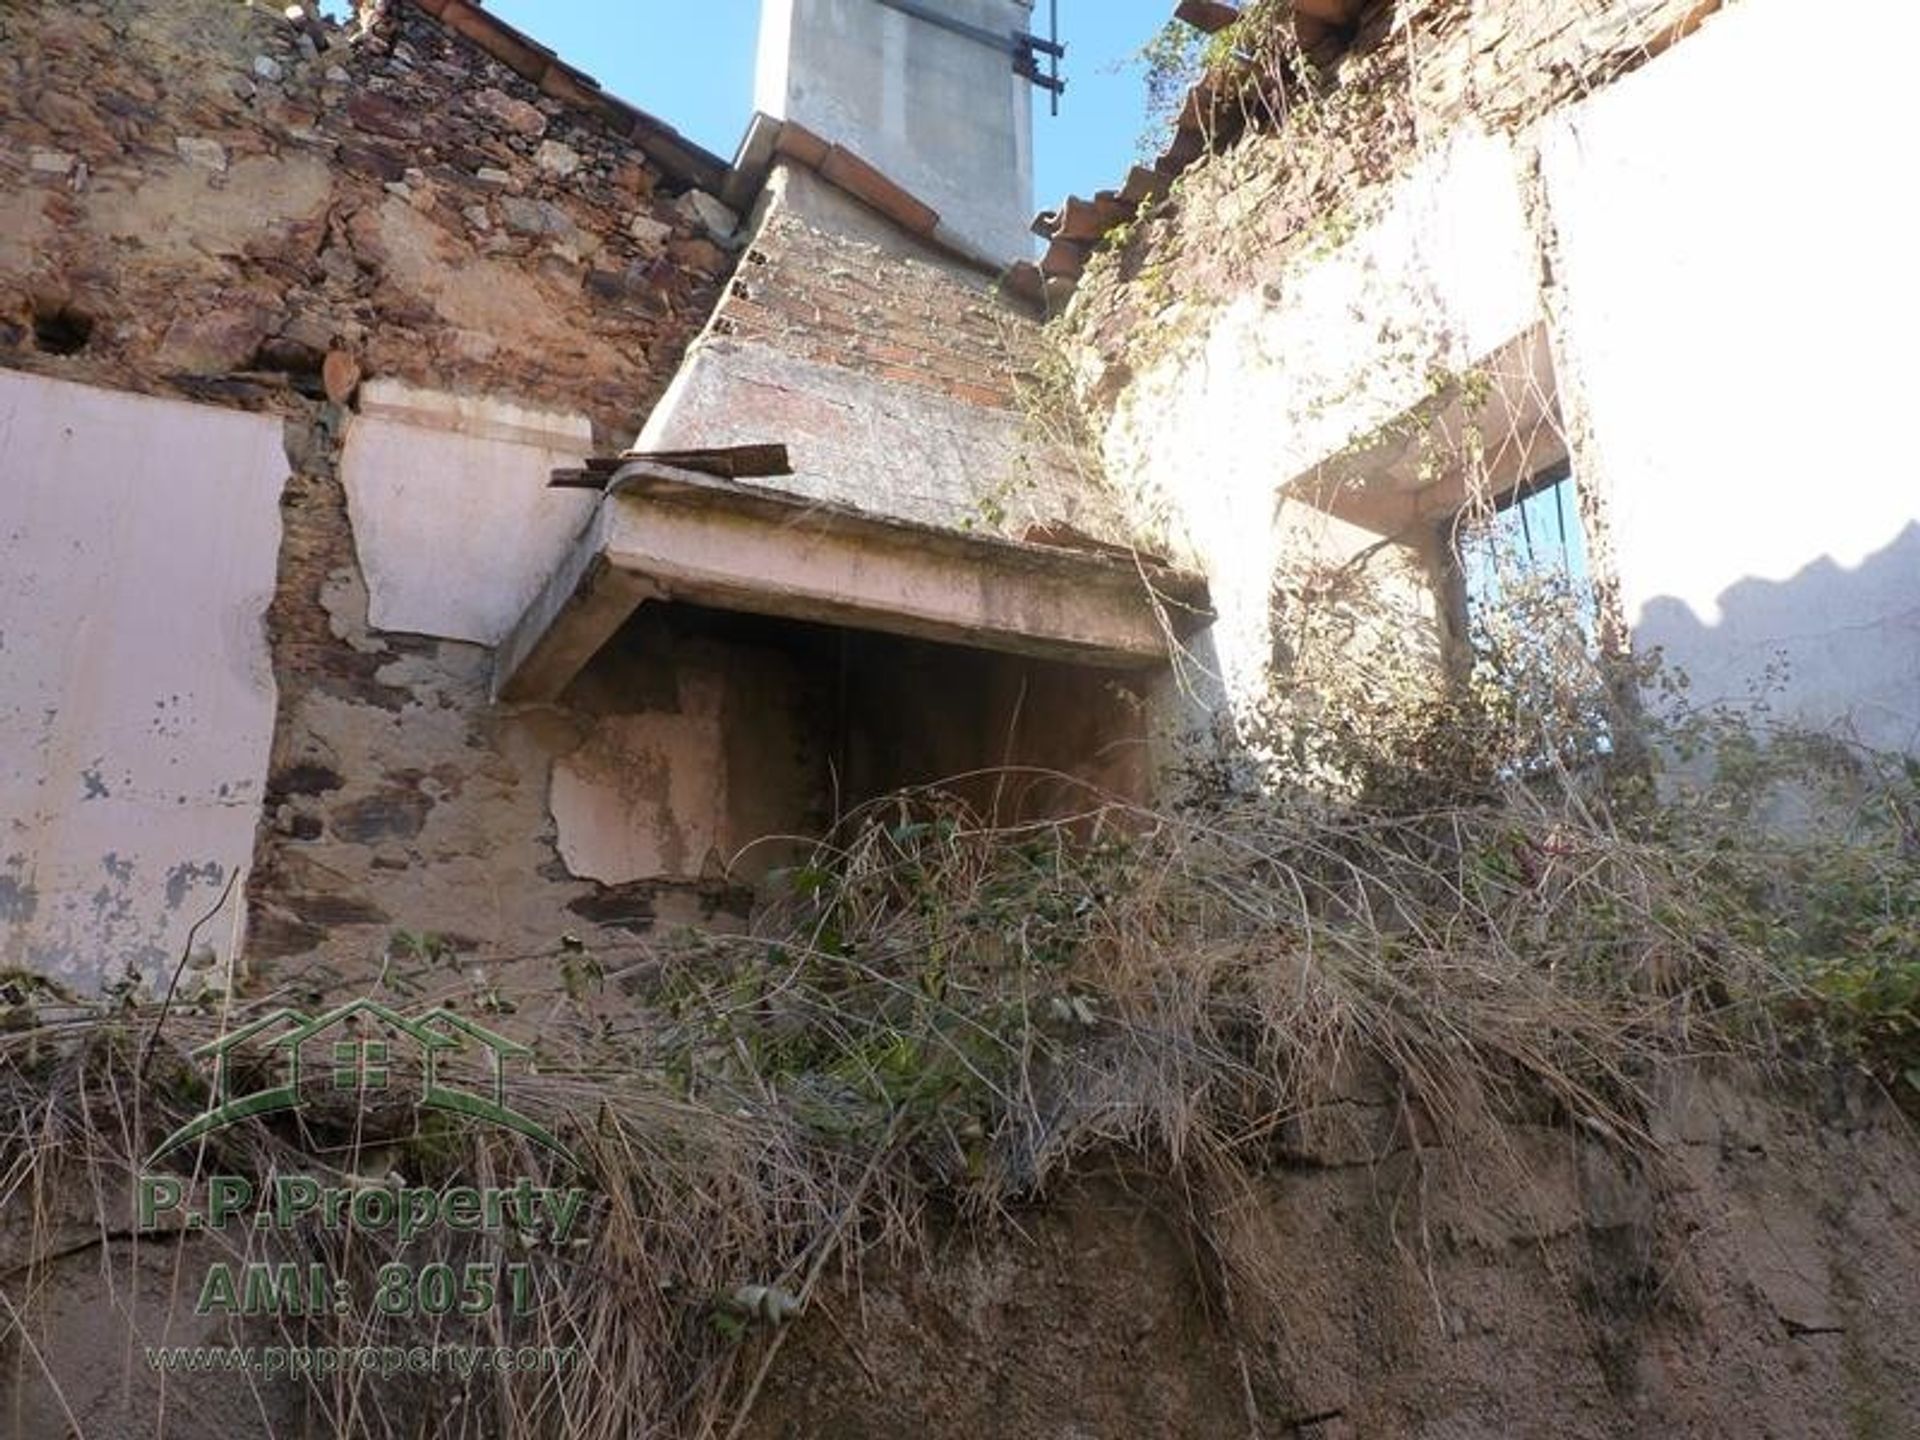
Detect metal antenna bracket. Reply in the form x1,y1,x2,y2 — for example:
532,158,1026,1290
871,0,1067,112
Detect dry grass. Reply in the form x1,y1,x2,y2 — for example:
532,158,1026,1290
9,729,1912,1435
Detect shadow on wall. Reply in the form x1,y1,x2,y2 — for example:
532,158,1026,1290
549,602,1157,892
1633,520,1920,754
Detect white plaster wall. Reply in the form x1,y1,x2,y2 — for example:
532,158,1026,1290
340,380,595,648
1101,126,1541,706
0,371,284,990
756,0,1036,261
1542,0,1920,751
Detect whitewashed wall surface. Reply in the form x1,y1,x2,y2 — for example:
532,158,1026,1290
0,371,286,990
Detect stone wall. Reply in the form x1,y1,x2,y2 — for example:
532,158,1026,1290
0,0,745,991
0,0,732,440
0,0,1152,994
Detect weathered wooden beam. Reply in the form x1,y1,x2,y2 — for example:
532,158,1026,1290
624,444,793,479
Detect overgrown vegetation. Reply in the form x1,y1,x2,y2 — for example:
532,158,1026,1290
5,2,1891,1435
1133,0,1417,201
4,612,1917,1434
1083,0,1721,403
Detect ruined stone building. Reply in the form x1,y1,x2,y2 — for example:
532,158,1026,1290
0,0,1215,994
2,0,1919,1431
4,0,1914,999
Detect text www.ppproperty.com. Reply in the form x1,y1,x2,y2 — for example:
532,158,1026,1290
145,1343,583,1377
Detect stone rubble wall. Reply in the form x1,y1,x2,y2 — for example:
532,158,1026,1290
0,0,734,440
0,0,753,991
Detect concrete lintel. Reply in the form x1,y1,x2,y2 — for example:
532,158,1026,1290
1292,325,1566,535
356,377,594,450
493,509,662,702
494,463,1209,702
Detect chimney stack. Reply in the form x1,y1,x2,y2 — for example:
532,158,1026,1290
754,0,1037,262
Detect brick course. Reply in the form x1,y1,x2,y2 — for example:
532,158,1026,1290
711,199,1038,413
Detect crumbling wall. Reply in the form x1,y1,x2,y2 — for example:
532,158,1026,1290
243,395,771,983
4,1050,1918,1436
0,0,733,437
1084,125,1543,709
1060,0,1920,754
741,1067,1920,1439
0,0,748,990
640,163,1128,545
1,0,1161,994
546,600,1151,890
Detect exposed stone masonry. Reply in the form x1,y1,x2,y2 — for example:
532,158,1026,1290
0,0,763,987
1060,0,1721,376
0,0,736,440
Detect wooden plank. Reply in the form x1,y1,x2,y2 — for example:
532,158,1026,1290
622,443,793,479
548,455,625,489
554,448,800,490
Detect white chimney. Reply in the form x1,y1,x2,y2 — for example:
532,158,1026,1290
754,0,1038,262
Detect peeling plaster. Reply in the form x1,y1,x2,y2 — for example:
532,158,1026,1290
338,380,597,647
0,372,283,990
549,672,731,884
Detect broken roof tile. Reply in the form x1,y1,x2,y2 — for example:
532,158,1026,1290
1174,0,1241,34
1029,0,1384,304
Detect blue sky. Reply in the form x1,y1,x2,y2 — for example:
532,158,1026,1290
481,1,1174,215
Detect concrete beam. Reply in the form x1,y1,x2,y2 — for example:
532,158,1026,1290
493,464,1209,703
